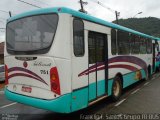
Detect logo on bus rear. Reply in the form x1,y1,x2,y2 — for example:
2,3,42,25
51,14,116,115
33,61,51,67
23,61,28,68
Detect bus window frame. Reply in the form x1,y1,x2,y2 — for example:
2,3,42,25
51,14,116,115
73,18,85,57
6,13,59,55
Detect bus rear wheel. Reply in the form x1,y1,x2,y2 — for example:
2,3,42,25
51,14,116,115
148,66,151,79
111,76,122,101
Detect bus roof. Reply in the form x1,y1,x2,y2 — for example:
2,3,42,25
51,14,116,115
155,38,160,41
7,7,157,40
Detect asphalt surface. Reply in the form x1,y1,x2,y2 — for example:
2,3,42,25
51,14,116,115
0,73,160,120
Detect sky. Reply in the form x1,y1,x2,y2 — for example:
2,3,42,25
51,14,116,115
0,0,160,42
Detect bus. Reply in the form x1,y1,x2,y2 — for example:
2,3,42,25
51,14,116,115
155,38,160,71
4,7,158,113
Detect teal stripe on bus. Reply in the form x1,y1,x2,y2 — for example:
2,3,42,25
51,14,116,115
88,79,106,101
72,87,88,112
5,89,72,113
5,69,147,113
123,69,146,88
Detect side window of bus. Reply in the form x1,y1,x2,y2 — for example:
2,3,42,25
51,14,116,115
147,39,152,54
96,33,105,62
140,37,147,54
131,35,140,54
111,29,117,55
130,34,135,53
88,31,106,64
117,30,130,55
88,32,96,64
155,41,159,52
73,18,85,57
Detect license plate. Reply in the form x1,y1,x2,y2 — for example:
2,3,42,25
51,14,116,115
21,86,32,93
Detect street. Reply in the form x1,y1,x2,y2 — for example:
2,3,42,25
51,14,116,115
0,73,160,120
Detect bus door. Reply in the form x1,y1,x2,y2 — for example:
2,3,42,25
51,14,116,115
88,31,108,101
153,43,156,72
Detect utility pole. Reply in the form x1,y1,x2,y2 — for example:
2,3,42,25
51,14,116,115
9,11,12,17
115,11,120,24
79,0,88,13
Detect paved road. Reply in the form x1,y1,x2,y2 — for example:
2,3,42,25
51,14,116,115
0,73,160,120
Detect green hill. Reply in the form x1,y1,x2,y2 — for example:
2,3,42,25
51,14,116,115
113,17,160,37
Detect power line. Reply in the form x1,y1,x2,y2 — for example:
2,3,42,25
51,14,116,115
0,9,9,14
33,0,51,7
17,0,41,8
89,0,120,24
0,9,16,16
90,0,115,13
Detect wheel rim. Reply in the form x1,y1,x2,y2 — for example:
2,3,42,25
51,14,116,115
113,81,120,96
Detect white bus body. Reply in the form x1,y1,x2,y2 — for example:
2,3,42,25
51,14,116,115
5,7,156,113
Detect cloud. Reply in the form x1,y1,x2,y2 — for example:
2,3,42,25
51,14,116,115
1,0,160,21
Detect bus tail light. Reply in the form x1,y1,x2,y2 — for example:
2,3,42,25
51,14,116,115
5,65,8,85
50,67,61,95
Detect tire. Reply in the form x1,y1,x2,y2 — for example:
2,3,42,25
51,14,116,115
155,67,159,73
111,76,122,101
148,66,151,79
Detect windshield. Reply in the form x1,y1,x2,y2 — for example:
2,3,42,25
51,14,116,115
6,14,58,54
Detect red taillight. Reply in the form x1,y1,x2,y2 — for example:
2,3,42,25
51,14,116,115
50,67,61,95
5,65,8,85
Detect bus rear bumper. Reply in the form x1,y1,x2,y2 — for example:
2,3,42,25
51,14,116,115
5,88,72,113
